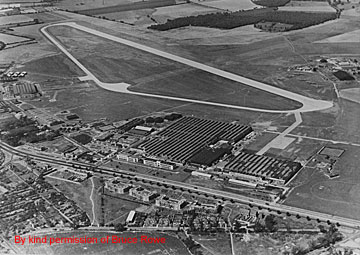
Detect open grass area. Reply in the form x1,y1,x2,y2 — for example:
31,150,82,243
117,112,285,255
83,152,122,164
45,177,94,223
179,39,336,101
293,100,360,144
101,192,144,225
46,25,302,111
285,144,360,220
24,54,85,78
192,233,232,255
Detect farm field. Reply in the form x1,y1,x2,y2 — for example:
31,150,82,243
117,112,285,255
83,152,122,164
340,88,360,104
46,25,303,111
155,25,279,45
280,1,335,12
315,29,360,43
0,15,34,25
284,144,360,221
78,0,177,16
55,0,136,11
192,233,232,255
152,3,217,20
19,231,190,255
101,9,154,26
0,33,28,44
195,0,258,11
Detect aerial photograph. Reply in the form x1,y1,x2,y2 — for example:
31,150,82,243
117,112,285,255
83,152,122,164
0,0,359,254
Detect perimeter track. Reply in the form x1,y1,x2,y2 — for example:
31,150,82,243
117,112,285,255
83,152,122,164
41,22,333,114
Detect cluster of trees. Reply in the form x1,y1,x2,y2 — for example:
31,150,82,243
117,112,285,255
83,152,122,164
182,236,202,255
250,214,278,233
1,116,60,146
145,116,165,124
149,8,336,31
288,224,343,255
145,113,182,124
114,223,127,232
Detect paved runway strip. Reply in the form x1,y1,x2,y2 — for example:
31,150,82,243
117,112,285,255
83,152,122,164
41,22,333,114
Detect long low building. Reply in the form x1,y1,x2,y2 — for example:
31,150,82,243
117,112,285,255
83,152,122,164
188,144,232,167
224,152,302,185
228,178,257,188
138,116,252,163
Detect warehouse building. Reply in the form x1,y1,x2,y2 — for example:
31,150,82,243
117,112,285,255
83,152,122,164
188,144,232,168
224,152,302,185
138,116,252,163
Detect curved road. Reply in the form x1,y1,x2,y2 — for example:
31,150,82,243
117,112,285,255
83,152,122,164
40,22,333,114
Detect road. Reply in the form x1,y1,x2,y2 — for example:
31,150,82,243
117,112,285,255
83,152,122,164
40,22,333,114
2,141,360,229
256,111,302,155
90,177,98,227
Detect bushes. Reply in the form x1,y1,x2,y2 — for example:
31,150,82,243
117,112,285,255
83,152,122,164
148,9,337,31
0,41,5,51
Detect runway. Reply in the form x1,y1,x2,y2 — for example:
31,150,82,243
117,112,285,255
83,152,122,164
41,22,333,114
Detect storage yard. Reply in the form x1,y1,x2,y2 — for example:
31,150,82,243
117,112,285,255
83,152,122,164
138,116,252,163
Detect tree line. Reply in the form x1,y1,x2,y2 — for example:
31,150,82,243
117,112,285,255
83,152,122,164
148,9,337,31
